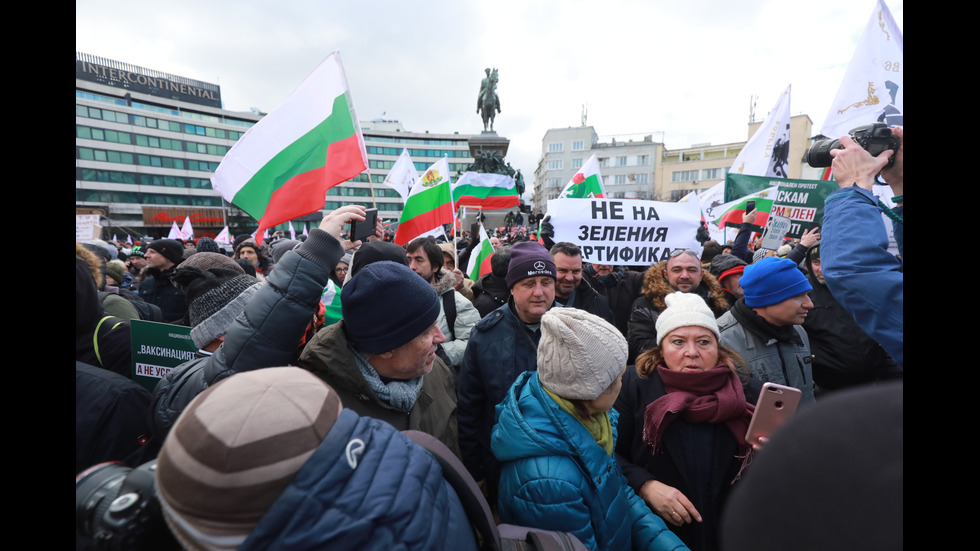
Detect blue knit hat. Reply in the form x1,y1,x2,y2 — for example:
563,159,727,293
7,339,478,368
741,256,812,307
342,261,440,353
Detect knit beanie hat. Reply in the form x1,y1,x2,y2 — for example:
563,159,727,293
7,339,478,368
740,256,813,308
506,241,556,288
709,254,747,283
776,244,792,258
194,237,221,254
338,252,353,266
129,243,147,257
349,240,409,278
149,239,185,266
270,239,301,264
342,261,440,353
171,266,261,348
156,367,342,551
104,259,126,286
179,252,245,276
537,308,627,400
655,292,721,346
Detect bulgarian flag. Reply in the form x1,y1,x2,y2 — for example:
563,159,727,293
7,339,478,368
210,52,368,245
559,153,605,198
466,224,495,281
394,157,455,245
452,171,519,209
714,186,779,231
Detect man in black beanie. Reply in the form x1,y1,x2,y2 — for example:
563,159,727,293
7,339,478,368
457,241,559,498
139,239,188,324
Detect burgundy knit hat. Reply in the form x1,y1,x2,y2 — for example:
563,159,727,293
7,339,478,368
505,241,556,288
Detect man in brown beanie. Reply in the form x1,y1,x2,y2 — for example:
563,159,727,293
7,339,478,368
457,240,559,499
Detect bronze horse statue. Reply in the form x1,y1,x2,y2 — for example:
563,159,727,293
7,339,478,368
477,68,500,132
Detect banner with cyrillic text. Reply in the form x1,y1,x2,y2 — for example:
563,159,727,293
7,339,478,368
130,320,197,393
546,198,702,267
724,174,838,237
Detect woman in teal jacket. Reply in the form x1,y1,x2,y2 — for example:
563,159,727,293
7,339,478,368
491,308,688,551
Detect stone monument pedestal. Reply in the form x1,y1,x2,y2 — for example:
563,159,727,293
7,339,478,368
468,131,509,160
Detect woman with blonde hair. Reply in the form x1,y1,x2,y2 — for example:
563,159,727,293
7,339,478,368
614,292,762,551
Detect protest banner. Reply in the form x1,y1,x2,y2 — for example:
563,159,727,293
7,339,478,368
130,320,197,393
724,174,837,237
760,214,792,250
546,198,702,266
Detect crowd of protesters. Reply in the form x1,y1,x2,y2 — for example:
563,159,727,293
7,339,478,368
76,129,902,551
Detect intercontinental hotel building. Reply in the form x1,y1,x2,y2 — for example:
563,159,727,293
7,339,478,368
76,52,475,240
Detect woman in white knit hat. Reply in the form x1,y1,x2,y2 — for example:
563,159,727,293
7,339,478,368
491,307,688,551
614,292,761,551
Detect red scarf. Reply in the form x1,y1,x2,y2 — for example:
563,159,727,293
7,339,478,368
642,365,755,460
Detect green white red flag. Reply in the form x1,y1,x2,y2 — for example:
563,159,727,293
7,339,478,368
559,153,605,198
394,156,455,245
466,223,495,281
210,51,367,245
452,171,519,209
714,186,779,231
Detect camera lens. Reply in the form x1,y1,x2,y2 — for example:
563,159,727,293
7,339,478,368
805,138,840,168
76,462,129,538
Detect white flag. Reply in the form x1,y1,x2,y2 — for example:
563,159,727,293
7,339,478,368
820,0,903,139
180,217,194,241
215,226,231,245
289,221,296,240
383,148,420,204
303,224,309,237
731,85,792,178
168,221,180,239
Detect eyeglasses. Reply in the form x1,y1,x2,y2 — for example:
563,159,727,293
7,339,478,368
335,266,348,274
668,249,700,260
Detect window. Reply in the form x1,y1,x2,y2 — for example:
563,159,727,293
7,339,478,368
616,156,627,166
547,177,561,186
547,160,563,170
635,174,649,184
672,170,699,182
702,167,726,179
572,141,585,151
571,158,583,169
599,157,609,167
548,142,563,152
637,155,650,165
614,175,627,184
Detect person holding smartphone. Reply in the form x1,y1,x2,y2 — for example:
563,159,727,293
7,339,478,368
615,292,762,551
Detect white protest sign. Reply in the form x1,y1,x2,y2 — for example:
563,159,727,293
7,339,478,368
761,214,792,250
546,198,703,266
76,214,101,241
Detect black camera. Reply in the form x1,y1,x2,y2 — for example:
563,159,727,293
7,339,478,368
805,122,900,169
76,460,179,551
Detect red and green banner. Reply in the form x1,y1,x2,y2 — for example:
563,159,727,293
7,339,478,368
210,52,367,244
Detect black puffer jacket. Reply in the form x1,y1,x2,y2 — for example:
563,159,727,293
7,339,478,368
151,229,344,440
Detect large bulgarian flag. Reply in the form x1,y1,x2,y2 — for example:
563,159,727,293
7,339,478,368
559,153,605,198
452,171,519,210
466,223,495,281
394,156,454,245
210,52,367,244
714,186,779,231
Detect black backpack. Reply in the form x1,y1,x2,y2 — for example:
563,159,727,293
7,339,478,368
402,430,588,551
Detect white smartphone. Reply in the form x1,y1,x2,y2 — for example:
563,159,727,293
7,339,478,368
745,382,802,446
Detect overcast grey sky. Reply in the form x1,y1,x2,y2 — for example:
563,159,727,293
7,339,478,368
76,0,903,182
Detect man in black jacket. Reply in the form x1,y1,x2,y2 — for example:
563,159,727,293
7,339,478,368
802,244,901,394
550,242,615,325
